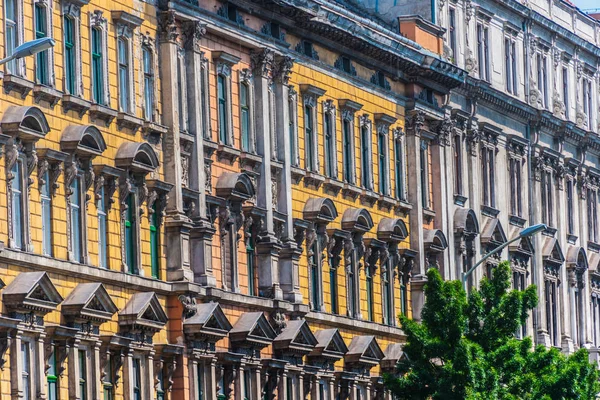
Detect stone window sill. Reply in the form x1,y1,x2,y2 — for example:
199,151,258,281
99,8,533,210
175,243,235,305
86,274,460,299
3,74,34,99
62,95,91,117
90,104,118,127
116,112,144,132
33,85,62,107
216,144,240,165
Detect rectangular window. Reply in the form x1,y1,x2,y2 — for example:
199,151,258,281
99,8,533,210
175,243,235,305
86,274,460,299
47,350,58,400
79,350,88,400
378,132,388,195
118,38,130,113
342,119,354,184
545,278,559,347
383,263,394,325
329,260,338,314
102,353,113,400
361,126,371,189
22,342,31,400
366,268,374,321
289,97,297,166
481,146,495,208
537,54,548,108
98,186,108,269
240,82,251,152
505,38,518,94
420,141,429,208
218,74,229,144
143,47,154,121
35,4,48,85
395,138,405,200
567,179,574,234
583,79,593,128
197,363,204,400
309,241,320,311
563,67,570,119
477,23,490,82
41,172,52,256
70,175,83,263
5,0,18,74
592,295,600,347
541,169,553,226
348,259,356,317
509,158,522,216
449,8,456,62
64,16,76,94
177,54,188,133
150,204,160,279
91,28,104,104
246,237,255,296
324,111,335,178
125,194,137,274
133,358,142,400
243,369,251,400
400,272,408,316
453,135,462,195
156,368,165,400
11,159,25,250
303,41,315,58
305,105,315,171
589,189,598,243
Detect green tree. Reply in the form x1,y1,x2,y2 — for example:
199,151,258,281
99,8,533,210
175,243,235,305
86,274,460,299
384,261,600,400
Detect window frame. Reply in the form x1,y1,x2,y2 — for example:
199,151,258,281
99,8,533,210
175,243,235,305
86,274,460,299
239,70,256,153
359,116,373,190
448,7,457,62
97,185,109,269
504,36,518,95
562,66,570,119
8,155,29,251
4,0,24,76
476,22,490,82
341,109,357,185
215,60,235,146
583,77,593,129
288,87,300,167
537,52,549,109
149,203,161,279
177,47,188,133
481,144,496,208
141,40,157,122
376,121,391,196
303,98,318,172
124,191,139,275
90,11,109,106
420,140,430,209
61,3,83,96
323,100,338,179
394,129,407,200
34,0,54,86
67,170,86,264
117,34,133,114
40,170,53,256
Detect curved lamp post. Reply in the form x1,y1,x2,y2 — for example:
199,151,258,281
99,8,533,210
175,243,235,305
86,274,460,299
0,37,55,66
461,223,547,290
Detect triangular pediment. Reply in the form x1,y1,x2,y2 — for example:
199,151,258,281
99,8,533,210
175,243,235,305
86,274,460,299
62,283,118,324
481,218,507,246
273,319,318,355
183,302,232,342
543,237,565,265
3,272,63,315
119,292,167,333
309,329,348,360
230,312,276,348
345,336,384,367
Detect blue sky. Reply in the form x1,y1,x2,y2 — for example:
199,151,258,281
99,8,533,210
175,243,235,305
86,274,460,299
572,0,599,11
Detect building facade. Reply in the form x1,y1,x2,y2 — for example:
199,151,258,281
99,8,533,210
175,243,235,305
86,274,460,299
0,1,468,400
384,0,600,360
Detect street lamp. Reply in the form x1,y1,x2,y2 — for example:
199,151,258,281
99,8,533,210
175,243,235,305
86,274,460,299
461,223,547,290
0,37,55,66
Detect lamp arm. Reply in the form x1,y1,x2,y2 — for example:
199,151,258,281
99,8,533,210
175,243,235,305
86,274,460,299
462,235,522,287
0,55,16,66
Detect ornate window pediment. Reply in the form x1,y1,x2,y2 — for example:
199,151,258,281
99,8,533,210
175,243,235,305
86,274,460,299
229,312,276,351
341,208,374,233
2,271,63,317
303,197,338,224
60,125,107,157
182,300,233,343
480,217,507,249
381,343,406,372
308,328,348,362
62,282,118,326
542,237,565,271
377,218,408,243
344,335,384,370
2,105,49,141
273,319,318,356
115,141,159,174
423,229,448,253
118,292,167,340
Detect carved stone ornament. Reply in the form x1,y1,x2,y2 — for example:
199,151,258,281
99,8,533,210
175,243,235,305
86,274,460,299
273,56,294,85
183,21,207,52
250,49,275,78
158,11,178,43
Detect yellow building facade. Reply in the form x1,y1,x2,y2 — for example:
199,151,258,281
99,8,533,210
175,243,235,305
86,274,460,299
0,0,465,399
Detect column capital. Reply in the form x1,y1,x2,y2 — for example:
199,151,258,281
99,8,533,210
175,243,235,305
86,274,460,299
251,48,275,78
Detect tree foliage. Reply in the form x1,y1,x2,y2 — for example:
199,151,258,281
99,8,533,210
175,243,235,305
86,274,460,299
384,261,600,400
